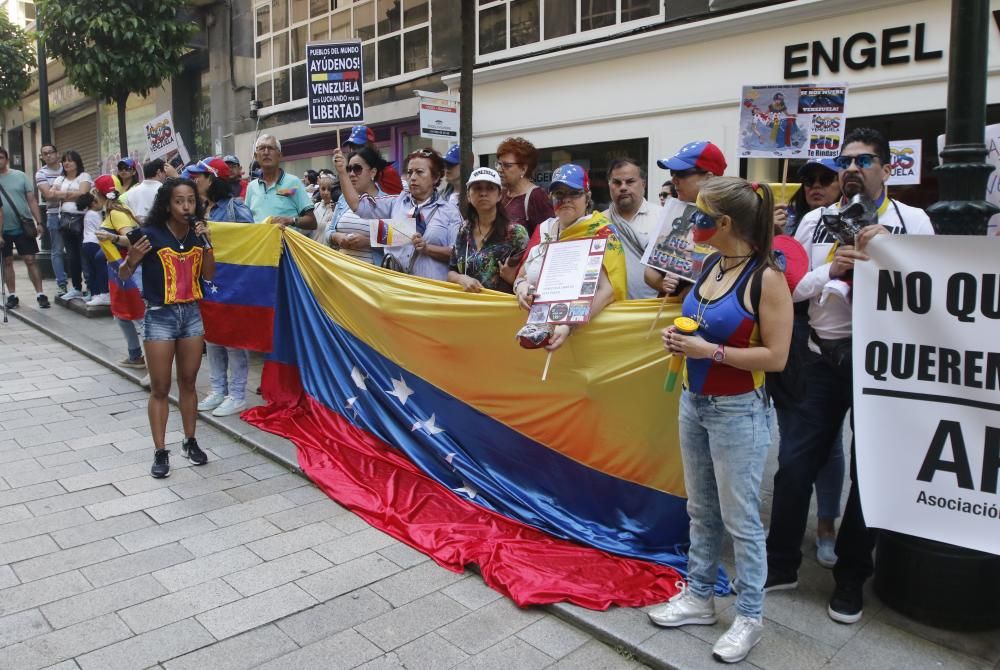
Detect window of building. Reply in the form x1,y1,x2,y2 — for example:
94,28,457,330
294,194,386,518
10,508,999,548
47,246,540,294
254,0,431,110
478,0,661,59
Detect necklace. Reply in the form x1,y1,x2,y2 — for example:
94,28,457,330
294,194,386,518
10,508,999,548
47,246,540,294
695,256,750,327
714,254,752,281
167,224,189,250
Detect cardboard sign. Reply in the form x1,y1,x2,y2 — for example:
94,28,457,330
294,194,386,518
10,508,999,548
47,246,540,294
529,238,607,325
419,96,459,140
307,41,364,126
641,199,714,283
144,111,179,160
888,139,922,185
738,83,848,159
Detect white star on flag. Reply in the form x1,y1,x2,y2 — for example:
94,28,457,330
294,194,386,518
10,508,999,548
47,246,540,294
387,376,413,405
410,413,445,435
345,396,359,417
453,482,478,499
210,284,220,294
445,452,456,465
350,366,368,391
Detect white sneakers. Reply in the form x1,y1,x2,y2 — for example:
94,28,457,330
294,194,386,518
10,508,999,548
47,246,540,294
85,293,111,306
212,396,247,417
62,288,85,300
648,583,763,664
197,392,226,411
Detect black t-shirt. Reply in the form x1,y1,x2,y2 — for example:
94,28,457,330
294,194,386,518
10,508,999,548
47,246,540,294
139,225,207,307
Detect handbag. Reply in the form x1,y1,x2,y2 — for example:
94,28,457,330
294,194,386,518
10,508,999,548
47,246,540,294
58,211,85,238
0,182,37,238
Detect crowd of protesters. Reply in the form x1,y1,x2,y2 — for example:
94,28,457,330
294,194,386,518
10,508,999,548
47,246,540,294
0,122,933,664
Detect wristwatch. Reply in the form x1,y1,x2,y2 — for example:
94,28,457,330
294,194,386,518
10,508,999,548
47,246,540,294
712,344,726,363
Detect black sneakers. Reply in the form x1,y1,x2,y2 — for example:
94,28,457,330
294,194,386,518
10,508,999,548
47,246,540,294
151,449,171,478
37,294,50,309
828,580,863,624
763,572,799,593
181,438,208,465
6,294,18,309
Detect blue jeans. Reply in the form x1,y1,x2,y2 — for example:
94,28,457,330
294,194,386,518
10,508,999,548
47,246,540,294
144,303,204,341
776,403,844,520
116,317,145,360
679,388,772,619
206,342,249,401
46,212,66,285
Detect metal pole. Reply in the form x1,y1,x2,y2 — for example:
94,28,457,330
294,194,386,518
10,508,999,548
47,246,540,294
874,0,1000,631
458,0,474,214
37,29,51,146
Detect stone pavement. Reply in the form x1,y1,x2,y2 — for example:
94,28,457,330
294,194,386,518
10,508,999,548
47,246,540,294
3,259,999,670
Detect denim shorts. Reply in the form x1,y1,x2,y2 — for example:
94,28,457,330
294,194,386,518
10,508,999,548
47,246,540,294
143,303,205,341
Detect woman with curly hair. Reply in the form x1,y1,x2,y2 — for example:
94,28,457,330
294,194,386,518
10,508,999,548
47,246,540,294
495,137,553,236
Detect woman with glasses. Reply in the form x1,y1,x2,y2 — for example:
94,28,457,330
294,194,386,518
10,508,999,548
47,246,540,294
326,146,386,264
333,146,461,280
512,164,626,351
495,137,553,236
447,168,528,294
774,159,841,236
649,178,792,665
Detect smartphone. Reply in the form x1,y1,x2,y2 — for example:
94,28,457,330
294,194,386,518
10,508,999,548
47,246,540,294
126,228,144,246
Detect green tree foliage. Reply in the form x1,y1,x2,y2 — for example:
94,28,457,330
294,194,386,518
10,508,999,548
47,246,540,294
37,0,196,155
0,10,34,112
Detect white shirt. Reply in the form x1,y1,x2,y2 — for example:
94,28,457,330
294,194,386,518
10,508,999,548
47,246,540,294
793,197,934,340
54,172,92,214
603,199,661,299
124,180,162,224
82,210,102,245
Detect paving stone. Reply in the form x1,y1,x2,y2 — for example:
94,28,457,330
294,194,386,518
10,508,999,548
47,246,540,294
200,441,252,460
0,608,52,646
555,602,659,649
516,615,591,659
296,553,401,602
256,628,383,670
327,511,372,534
0,534,60,565
223,548,332,597
187,452,270,478
355,654,406,670
1,457,43,475
76,618,216,670
50,511,154,549
265,497,348,531
13,537,126,582
85,488,180,520
0,570,92,616
168,470,256,499
453,636,554,670
88,448,162,473
81,542,195,587
437,596,545,654
65,429,143,451
153,546,263,592
111,467,202,496
277,587,394,646
36,444,120,468
146,491,240,524
245,520,342,561
118,578,242,634
59,462,150,492
24,485,121,516
224,472,310,502
202,493,297,528
441,576,504,611
314,526,398,564
356,591,469,652
41,575,167,629
179,517,281,557
196,582,317,639
548,639,644,669
395,631,470,670
0,613,132,670
163,624,298,670
276,484,327,505
0,481,64,507
828,618,988,670
375,542,430,569
370,559,466,608
0,508,92,544
0,565,18,589
3,461,93,488
242,461,289,480
637,627,752,670
116,514,217,554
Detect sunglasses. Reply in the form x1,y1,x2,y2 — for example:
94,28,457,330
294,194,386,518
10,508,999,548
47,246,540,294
659,192,671,199
345,164,367,175
801,172,837,187
833,153,878,170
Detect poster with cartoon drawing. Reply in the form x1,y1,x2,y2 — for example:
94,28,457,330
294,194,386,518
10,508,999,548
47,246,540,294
738,84,848,159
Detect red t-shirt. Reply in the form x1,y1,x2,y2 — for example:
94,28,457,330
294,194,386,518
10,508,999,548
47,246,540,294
377,165,404,195
503,186,554,237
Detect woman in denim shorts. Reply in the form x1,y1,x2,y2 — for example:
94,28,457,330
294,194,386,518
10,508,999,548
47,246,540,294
648,178,793,664
119,178,216,479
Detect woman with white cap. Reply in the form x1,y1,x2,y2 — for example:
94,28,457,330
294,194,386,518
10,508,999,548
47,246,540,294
447,167,527,294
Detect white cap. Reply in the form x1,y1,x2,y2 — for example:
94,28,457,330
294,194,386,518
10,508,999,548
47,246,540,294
466,167,502,187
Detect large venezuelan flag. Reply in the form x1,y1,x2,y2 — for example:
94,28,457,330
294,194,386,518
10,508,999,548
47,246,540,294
99,240,144,321
201,222,282,352
238,230,730,609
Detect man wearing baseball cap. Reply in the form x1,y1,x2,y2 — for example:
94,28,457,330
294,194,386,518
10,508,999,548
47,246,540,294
643,140,727,295
222,155,248,199
440,144,462,206
341,125,403,195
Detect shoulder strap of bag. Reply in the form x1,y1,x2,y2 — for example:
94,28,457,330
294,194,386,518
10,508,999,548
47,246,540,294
524,185,536,219
0,182,27,220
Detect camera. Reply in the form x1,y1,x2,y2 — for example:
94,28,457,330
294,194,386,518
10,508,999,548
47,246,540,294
820,193,877,245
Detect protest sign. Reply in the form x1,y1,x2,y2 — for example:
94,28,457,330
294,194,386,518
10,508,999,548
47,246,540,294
307,41,364,126
641,199,714,283
370,217,417,247
853,235,1000,556
738,84,847,159
144,111,179,160
419,95,459,141
529,238,607,325
888,139,922,186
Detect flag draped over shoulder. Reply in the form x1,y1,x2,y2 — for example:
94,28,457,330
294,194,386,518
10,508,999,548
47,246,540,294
218,228,731,609
201,221,283,352
99,240,144,321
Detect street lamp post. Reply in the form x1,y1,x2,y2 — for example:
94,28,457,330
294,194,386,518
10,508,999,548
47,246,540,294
873,0,1000,631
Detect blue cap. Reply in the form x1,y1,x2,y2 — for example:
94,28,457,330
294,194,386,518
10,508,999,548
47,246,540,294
656,141,727,175
223,154,240,166
548,164,590,192
346,125,372,146
117,157,136,170
443,145,461,165
798,158,839,176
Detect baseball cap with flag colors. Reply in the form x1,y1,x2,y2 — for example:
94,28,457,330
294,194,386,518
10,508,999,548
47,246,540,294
186,157,231,181
548,164,589,192
657,141,727,176
347,125,375,145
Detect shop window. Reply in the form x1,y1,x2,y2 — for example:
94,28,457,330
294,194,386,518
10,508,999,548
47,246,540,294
478,0,663,59
253,0,432,109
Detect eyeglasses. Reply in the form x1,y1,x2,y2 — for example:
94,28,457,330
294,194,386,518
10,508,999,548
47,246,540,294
833,153,878,170
550,190,584,202
256,145,279,153
495,161,521,171
801,172,837,187
345,164,366,175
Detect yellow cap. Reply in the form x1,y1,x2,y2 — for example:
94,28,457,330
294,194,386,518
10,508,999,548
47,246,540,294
673,316,699,334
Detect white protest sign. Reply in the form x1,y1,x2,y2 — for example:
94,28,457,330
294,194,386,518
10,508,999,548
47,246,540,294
888,139,922,186
530,238,607,324
853,235,1000,556
144,111,179,160
419,96,459,141
738,83,848,159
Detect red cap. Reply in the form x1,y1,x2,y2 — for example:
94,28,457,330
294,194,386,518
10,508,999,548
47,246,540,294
93,175,119,199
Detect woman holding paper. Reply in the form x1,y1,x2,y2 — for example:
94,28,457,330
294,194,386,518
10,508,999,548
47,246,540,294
326,146,385,264
333,146,461,279
512,164,626,351
648,178,792,665
447,167,528,294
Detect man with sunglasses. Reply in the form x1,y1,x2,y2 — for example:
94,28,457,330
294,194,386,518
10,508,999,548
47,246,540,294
765,127,934,626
